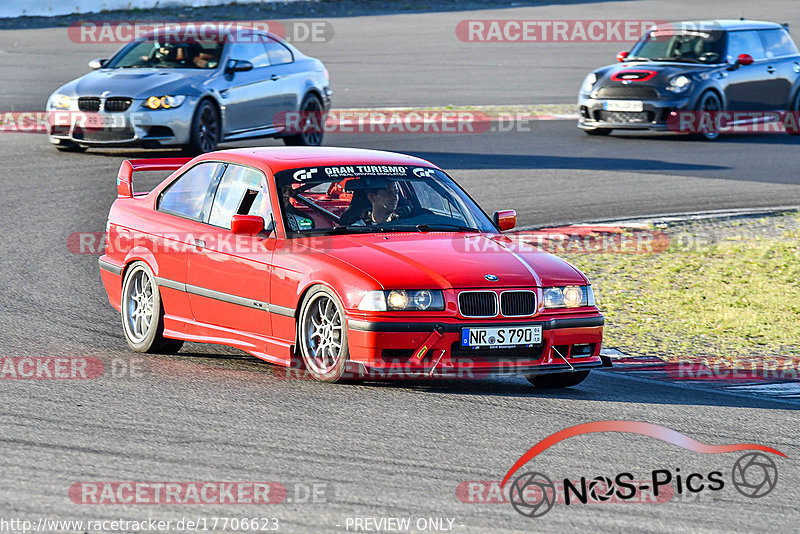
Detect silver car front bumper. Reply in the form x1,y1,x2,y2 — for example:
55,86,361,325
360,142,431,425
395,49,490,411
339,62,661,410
48,97,197,147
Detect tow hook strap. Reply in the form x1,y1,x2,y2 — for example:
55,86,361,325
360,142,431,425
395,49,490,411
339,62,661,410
411,326,444,363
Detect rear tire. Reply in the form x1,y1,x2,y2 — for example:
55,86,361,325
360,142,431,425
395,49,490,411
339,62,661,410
283,93,325,146
786,91,800,135
583,128,612,136
297,286,348,382
526,370,590,388
121,261,184,354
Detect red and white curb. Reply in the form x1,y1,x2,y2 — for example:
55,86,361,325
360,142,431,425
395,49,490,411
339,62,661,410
600,349,800,402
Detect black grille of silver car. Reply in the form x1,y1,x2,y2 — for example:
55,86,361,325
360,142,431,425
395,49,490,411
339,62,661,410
598,111,652,123
596,86,659,99
458,292,498,317
77,97,101,112
104,97,132,112
500,291,535,316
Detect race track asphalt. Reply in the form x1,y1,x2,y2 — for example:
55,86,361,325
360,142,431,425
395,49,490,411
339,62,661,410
1,1,798,532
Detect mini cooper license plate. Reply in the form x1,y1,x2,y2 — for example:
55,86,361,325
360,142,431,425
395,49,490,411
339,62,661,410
461,325,542,348
603,100,644,112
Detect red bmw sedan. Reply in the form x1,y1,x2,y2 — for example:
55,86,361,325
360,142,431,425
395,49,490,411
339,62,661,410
99,147,605,386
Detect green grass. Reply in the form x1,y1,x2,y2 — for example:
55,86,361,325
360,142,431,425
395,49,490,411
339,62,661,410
563,219,800,362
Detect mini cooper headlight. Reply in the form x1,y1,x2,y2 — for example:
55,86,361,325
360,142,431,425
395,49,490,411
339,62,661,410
581,73,598,94
143,95,186,110
49,94,72,110
666,75,691,93
358,290,445,311
543,286,594,308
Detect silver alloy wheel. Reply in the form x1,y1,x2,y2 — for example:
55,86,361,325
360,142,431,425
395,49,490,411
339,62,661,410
122,266,155,343
301,293,344,374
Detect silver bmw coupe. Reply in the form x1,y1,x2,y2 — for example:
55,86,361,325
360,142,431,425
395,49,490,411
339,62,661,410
47,28,331,153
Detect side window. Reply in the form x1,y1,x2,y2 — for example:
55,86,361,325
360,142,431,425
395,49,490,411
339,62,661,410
410,181,466,222
727,31,767,62
227,39,270,68
159,162,224,220
759,29,799,59
208,164,271,229
264,38,293,65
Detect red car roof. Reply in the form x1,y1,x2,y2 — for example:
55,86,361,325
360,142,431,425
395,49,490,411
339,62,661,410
193,146,438,174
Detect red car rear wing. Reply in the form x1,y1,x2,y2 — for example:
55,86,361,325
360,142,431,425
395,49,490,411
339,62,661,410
117,158,192,198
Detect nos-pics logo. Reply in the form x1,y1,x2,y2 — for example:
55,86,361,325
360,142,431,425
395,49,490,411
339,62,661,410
502,421,784,519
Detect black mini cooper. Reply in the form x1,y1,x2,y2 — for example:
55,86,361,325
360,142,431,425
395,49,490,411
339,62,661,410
578,20,800,139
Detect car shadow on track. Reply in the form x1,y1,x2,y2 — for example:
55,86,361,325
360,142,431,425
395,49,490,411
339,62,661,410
611,132,800,145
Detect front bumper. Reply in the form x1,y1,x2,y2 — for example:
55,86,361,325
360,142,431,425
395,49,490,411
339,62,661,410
345,314,605,379
577,92,693,131
47,98,197,147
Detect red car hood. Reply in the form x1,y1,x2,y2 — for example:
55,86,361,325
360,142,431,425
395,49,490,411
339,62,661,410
298,232,587,289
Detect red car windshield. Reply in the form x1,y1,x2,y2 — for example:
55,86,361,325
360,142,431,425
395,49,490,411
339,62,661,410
274,165,497,235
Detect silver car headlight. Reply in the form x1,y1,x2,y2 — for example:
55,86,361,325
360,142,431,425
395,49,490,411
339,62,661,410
543,286,595,308
358,290,445,311
49,93,72,110
665,75,692,93
143,95,186,110
581,73,598,94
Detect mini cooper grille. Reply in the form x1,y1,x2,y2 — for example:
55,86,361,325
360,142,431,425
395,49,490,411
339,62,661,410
596,86,660,99
458,292,498,317
500,291,536,316
77,97,101,112
104,97,132,112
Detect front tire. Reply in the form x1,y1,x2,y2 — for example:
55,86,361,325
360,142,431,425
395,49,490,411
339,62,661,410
526,370,590,388
121,262,184,354
283,93,325,146
694,91,722,141
786,91,800,135
297,286,348,382
186,99,220,154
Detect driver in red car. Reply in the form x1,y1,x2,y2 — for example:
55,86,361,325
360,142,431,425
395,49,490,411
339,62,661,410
359,180,401,225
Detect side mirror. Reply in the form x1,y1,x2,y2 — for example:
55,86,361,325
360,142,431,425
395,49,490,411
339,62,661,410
616,51,629,62
231,214,264,235
88,58,107,69
493,210,516,232
737,53,754,66
226,59,253,74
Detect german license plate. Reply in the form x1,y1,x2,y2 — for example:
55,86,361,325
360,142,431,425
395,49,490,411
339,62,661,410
76,113,126,129
461,325,542,348
603,100,644,112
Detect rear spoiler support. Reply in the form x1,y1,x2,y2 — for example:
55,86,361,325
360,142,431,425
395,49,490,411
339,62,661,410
117,158,192,198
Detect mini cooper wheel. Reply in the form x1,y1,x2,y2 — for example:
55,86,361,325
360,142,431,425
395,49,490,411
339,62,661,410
695,91,722,141
526,370,590,388
283,93,325,146
297,287,349,382
121,262,184,353
186,99,220,154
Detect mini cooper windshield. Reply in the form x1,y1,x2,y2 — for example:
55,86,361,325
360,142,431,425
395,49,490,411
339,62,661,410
629,29,726,64
105,39,224,69
275,165,497,235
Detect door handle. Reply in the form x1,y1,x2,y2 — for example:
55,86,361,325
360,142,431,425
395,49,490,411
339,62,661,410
194,239,206,250
767,66,776,74
270,74,280,81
